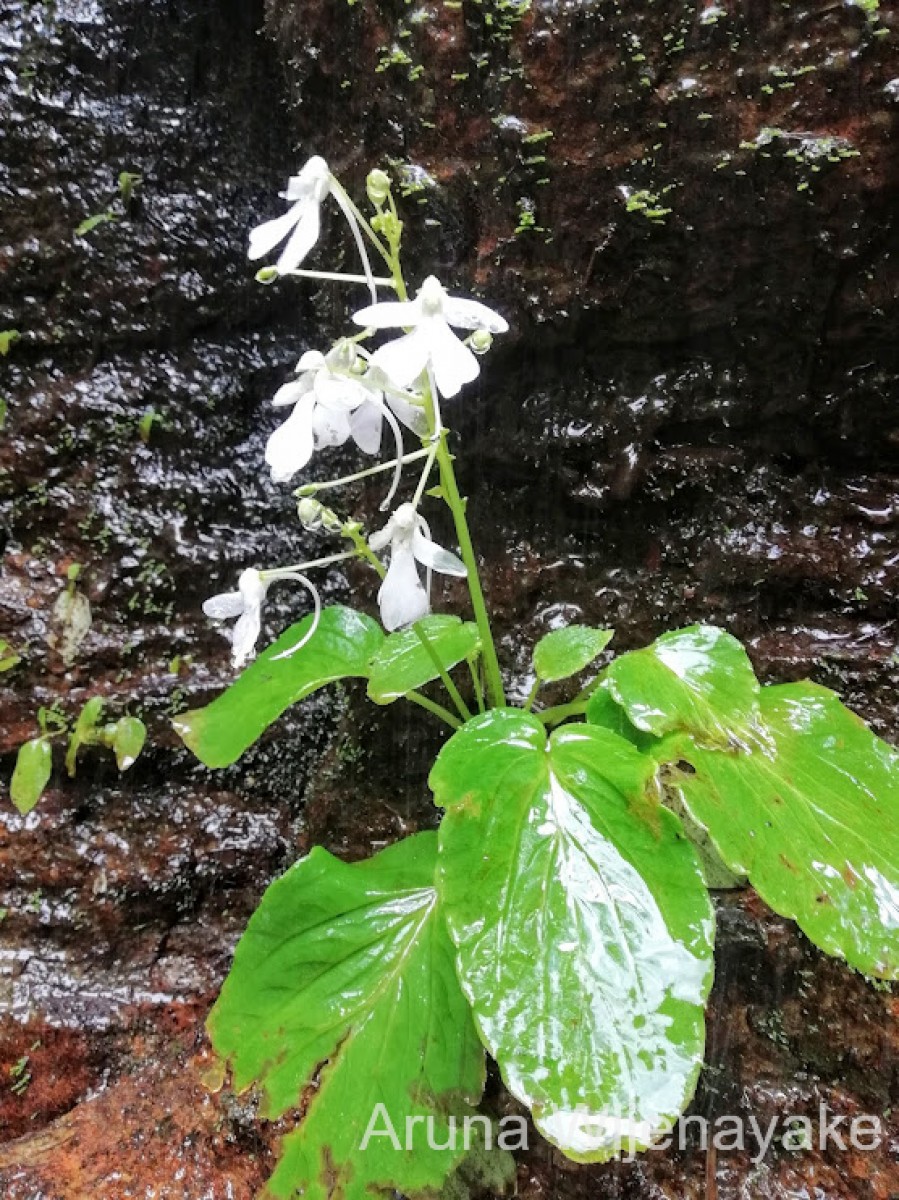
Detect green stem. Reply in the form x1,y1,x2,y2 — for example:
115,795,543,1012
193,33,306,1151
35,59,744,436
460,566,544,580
537,700,589,728
283,267,395,287
411,441,439,507
405,690,462,730
328,179,391,264
468,658,485,714
382,221,504,708
413,624,472,722
523,678,541,712
261,549,356,579
342,523,385,579
433,427,505,708
297,449,431,496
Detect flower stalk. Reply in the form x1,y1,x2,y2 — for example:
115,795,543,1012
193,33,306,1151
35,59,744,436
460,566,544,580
206,158,508,709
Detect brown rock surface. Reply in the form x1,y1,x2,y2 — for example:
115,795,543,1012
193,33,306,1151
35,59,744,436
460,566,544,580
1,0,897,1196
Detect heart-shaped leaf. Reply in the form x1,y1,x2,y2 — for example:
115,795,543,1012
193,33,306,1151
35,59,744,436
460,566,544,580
367,614,480,704
604,625,761,749
431,711,714,1162
175,605,383,767
208,832,487,1200
532,625,613,683
667,683,899,978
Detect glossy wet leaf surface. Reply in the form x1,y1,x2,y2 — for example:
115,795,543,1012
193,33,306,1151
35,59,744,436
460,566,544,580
667,683,899,978
431,710,714,1161
586,680,659,751
174,605,383,767
111,716,147,771
604,624,761,748
532,625,613,683
10,738,53,815
367,614,480,703
208,832,485,1200
64,696,105,777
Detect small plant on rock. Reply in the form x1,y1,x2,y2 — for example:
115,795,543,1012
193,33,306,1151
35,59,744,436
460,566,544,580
176,156,899,1200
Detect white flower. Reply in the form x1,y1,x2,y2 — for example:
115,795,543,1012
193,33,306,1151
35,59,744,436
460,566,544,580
265,342,387,483
248,156,332,275
364,362,430,439
203,568,269,668
369,503,467,631
352,275,508,398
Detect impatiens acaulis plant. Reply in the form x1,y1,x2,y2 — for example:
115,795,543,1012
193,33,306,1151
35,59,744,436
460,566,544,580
175,159,899,1199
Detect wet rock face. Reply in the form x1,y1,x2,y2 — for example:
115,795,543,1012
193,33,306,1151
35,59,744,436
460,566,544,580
0,0,336,1191
266,0,898,325
265,0,899,727
0,0,897,1197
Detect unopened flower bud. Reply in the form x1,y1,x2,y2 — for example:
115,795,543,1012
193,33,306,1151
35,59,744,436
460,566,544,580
255,266,279,285
299,497,344,534
366,169,391,207
321,506,344,534
469,328,493,355
371,211,402,243
297,497,325,530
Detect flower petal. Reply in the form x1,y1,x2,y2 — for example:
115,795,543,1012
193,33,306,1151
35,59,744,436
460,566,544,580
314,373,369,411
371,326,432,390
276,202,320,274
378,544,429,631
413,527,468,577
442,296,509,334
385,391,429,437
272,376,312,408
231,607,262,668
296,349,327,373
349,400,384,455
203,590,245,619
368,514,395,552
352,299,421,329
427,317,480,398
265,395,316,482
284,156,330,203
312,400,352,449
238,568,268,608
248,202,303,262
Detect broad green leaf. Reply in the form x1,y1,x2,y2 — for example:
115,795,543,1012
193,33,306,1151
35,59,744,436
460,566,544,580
532,625,613,683
431,711,714,1162
111,716,146,770
586,680,659,751
175,605,383,767
604,624,761,748
668,683,899,978
0,330,20,356
367,614,480,704
208,833,486,1200
11,738,53,815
